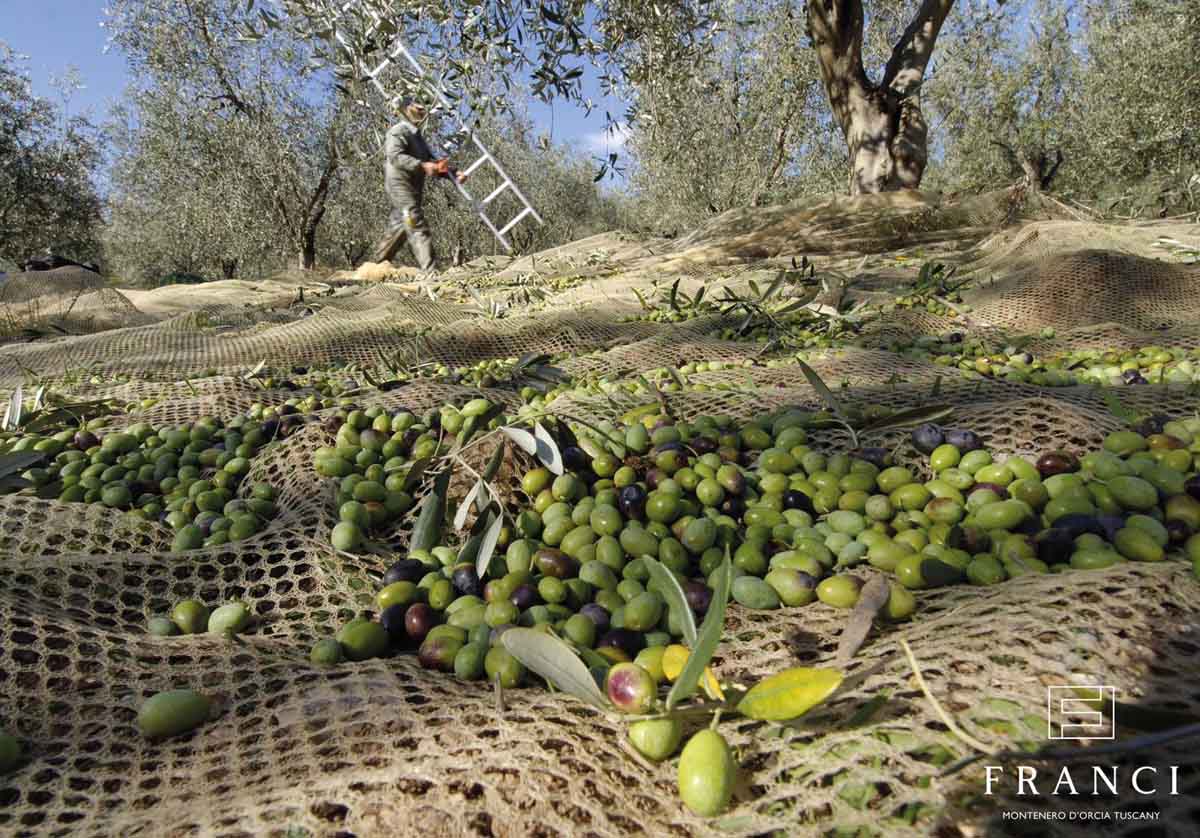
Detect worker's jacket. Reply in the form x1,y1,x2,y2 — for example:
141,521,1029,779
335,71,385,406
384,120,435,198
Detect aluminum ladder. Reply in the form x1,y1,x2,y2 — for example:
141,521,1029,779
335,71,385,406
326,3,544,253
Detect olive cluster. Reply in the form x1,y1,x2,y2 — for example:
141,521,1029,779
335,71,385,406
2,417,282,551
315,400,509,554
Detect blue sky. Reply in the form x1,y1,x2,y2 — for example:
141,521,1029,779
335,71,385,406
0,0,628,156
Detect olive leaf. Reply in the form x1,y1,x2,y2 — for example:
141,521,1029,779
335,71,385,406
835,574,891,663
736,667,844,721
643,558,697,647
401,457,432,492
3,386,23,431
409,469,451,554
454,479,484,531
666,554,732,711
533,422,564,475
243,359,267,381
0,450,44,479
857,405,954,437
474,504,504,580
795,360,846,420
501,628,608,709
501,426,537,455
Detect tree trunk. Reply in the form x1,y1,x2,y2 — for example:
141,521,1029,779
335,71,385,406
807,0,953,195
298,231,317,271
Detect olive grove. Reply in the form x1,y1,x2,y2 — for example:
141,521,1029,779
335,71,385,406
0,43,103,270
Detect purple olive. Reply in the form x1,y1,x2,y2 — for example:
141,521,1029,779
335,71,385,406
1052,514,1104,539
944,429,982,452
73,430,99,450
854,447,892,469
562,446,589,472
1134,415,1170,437
720,495,746,518
683,581,712,615
1036,451,1078,478
579,603,611,631
597,628,644,658
1185,475,1200,502
619,485,648,520
383,559,426,586
1035,528,1074,565
783,489,814,513
404,603,436,642
452,565,482,597
911,424,945,455
380,604,408,639
510,583,539,610
1095,515,1126,542
690,437,718,455
1166,519,1192,545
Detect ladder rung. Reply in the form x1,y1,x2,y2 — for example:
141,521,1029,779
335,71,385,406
497,207,534,237
462,155,489,177
483,181,511,206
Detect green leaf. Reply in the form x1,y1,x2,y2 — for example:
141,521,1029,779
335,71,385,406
0,450,45,479
482,442,506,482
402,457,432,492
668,278,681,311
1101,389,1140,424
533,422,564,475
857,405,955,436
474,505,504,580
667,554,731,710
501,628,608,708
643,559,697,647
736,667,844,721
795,360,845,419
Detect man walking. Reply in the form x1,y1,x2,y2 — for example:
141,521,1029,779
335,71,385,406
370,99,464,275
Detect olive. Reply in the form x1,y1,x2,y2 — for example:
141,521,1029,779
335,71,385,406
1185,475,1200,502
683,581,712,615
452,565,482,597
1166,519,1192,545
597,628,644,658
854,447,891,469
74,430,99,450
1052,514,1105,539
379,604,408,640
310,638,344,666
561,445,589,472
910,423,945,454
605,662,657,713
1134,414,1170,436
171,599,209,634
138,689,211,739
484,647,526,688
944,429,982,452
618,485,648,520
1036,451,1078,477
579,602,611,631
782,489,813,513
510,583,539,610
383,559,427,585
534,548,578,579
678,729,735,817
418,635,463,671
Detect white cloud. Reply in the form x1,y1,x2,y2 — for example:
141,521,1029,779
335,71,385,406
583,123,633,153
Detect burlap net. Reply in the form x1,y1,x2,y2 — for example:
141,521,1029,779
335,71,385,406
2,188,1199,837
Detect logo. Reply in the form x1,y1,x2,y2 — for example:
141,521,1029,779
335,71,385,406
1046,685,1117,741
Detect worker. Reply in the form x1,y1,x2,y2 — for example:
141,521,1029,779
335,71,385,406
370,98,466,275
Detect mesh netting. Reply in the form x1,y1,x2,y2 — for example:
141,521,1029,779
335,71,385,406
2,187,1200,837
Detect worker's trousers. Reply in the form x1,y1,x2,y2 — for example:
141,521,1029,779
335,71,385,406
372,183,434,270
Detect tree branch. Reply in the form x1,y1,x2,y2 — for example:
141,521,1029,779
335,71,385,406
806,0,869,137
881,0,957,96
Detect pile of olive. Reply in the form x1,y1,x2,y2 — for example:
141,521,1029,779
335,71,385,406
2,416,282,551
313,403,1200,696
315,400,509,554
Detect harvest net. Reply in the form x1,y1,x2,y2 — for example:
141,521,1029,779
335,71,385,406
2,187,1200,837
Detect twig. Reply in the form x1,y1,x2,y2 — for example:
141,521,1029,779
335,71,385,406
899,638,992,754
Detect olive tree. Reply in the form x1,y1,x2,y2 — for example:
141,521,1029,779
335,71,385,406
105,0,346,270
259,0,991,196
0,43,103,270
